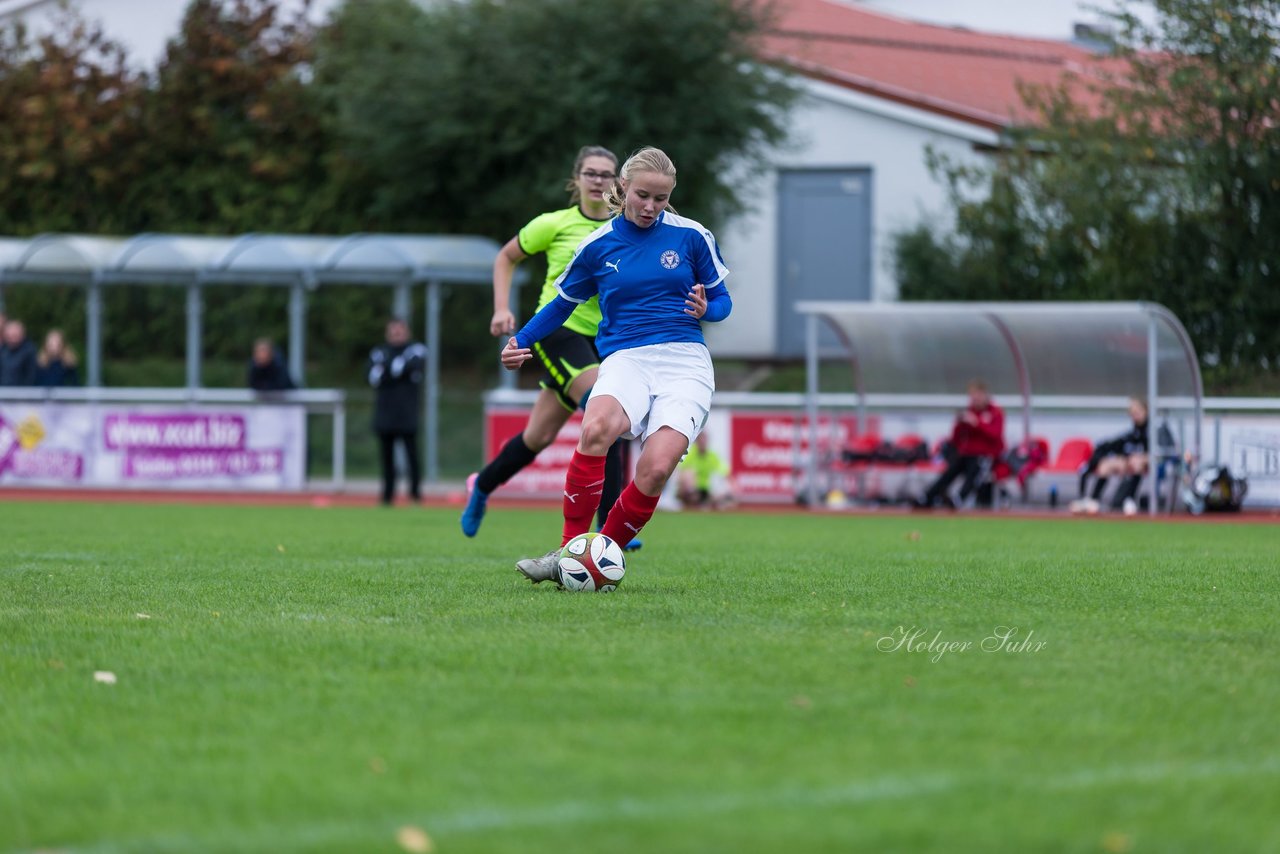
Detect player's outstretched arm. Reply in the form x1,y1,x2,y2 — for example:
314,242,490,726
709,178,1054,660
513,294,578,351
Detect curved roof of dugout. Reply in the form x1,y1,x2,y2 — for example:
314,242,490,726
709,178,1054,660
0,233,499,285
795,300,1202,401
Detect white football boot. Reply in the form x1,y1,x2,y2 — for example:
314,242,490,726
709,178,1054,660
515,550,562,585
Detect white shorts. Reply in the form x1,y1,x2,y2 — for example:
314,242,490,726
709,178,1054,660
591,342,714,445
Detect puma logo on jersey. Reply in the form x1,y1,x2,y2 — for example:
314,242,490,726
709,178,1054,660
603,259,621,274
564,491,579,504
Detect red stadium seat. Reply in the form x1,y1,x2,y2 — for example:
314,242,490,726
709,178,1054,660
1046,437,1093,473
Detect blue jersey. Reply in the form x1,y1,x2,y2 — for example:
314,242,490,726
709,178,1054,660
514,211,731,359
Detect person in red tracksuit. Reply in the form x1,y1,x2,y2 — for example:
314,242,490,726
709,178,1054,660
916,379,1005,509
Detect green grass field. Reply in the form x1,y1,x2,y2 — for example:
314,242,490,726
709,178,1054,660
3,501,1278,853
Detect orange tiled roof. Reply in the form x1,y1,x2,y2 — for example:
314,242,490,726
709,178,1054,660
763,0,1107,129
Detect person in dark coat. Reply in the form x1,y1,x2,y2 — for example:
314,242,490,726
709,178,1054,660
34,328,80,387
247,338,296,392
1071,397,1151,515
0,319,39,386
369,318,426,505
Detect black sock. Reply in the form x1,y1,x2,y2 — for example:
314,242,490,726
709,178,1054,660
1112,475,1142,509
1090,476,1109,501
476,434,538,494
597,439,625,530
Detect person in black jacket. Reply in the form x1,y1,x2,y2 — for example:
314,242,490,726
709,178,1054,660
247,338,296,392
1071,397,1150,515
0,319,39,386
369,318,426,505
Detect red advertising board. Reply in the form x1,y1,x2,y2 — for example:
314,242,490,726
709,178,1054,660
483,405,877,503
728,411,875,501
484,408,584,496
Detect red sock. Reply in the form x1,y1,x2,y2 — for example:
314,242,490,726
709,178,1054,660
562,450,607,546
600,481,661,549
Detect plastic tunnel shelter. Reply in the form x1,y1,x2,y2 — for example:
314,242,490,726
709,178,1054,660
795,301,1204,517
0,233,513,483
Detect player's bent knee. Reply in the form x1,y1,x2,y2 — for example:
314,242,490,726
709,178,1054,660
634,456,680,495
579,417,623,455
633,467,670,496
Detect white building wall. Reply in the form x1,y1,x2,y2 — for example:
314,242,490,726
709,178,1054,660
708,79,1000,359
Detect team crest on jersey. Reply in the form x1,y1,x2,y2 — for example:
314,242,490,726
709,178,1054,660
659,250,681,269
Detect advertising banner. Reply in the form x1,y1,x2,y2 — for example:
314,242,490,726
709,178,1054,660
1213,416,1280,506
481,402,1280,507
728,411,874,501
0,404,305,490
482,406,877,503
484,408,583,496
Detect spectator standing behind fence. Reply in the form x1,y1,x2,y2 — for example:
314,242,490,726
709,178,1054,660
0,319,38,386
913,379,1005,509
1070,396,1150,516
247,338,296,392
369,318,426,506
677,432,734,509
33,329,80,387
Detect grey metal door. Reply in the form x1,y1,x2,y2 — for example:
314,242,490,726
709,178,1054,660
776,169,872,357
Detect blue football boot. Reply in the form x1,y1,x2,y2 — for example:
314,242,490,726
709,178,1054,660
460,473,488,537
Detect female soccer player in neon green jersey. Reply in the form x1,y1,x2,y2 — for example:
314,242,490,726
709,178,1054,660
461,145,636,549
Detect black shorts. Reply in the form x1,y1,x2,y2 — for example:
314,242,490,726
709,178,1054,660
533,326,600,411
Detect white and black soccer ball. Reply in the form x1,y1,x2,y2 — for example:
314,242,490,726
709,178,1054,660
557,532,626,592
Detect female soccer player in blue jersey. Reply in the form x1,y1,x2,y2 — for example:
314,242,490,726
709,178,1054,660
500,147,733,584
461,145,633,544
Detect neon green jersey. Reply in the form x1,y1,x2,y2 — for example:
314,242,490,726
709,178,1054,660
680,445,730,490
518,205,609,337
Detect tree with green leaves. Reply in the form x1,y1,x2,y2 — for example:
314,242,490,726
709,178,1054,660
2,0,797,381
893,0,1280,388
312,0,798,239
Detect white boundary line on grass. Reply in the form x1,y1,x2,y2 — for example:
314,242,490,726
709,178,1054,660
57,754,1280,853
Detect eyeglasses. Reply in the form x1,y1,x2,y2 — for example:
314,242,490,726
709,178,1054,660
580,170,616,182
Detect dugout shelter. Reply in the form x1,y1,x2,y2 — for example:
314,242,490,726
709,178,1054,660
0,233,506,483
796,301,1204,516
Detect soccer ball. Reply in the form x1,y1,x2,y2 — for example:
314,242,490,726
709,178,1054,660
558,532,626,592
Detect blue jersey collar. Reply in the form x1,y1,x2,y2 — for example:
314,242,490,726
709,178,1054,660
613,210,666,242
